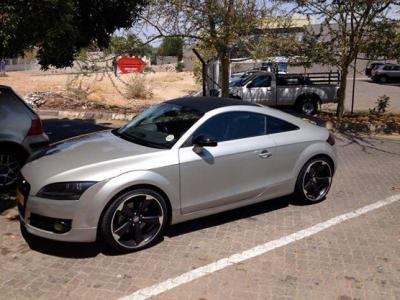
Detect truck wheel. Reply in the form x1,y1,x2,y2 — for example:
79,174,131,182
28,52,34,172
297,98,319,115
229,94,241,100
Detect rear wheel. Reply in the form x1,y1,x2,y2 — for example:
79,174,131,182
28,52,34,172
100,189,168,253
297,97,319,115
378,75,388,84
294,157,333,204
0,149,23,191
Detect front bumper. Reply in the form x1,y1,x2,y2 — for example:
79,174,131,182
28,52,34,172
19,194,97,243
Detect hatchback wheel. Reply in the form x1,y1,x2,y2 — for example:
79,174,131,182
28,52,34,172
294,157,333,203
100,189,168,252
0,151,21,191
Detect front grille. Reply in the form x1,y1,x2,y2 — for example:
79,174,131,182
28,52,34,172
17,176,30,219
29,213,72,234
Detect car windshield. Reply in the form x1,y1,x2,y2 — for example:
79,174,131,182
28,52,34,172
115,103,203,149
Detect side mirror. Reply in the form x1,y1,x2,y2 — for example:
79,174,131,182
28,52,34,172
192,134,218,153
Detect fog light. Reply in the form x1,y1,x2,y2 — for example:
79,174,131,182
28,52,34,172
53,222,68,233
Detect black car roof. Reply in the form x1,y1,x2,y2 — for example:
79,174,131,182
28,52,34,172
166,96,259,113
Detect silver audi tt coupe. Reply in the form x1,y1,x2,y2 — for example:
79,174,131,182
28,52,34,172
18,97,336,252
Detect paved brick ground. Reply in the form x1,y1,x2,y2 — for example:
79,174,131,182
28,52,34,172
0,134,399,300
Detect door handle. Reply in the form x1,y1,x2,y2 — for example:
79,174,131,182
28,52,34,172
257,149,272,159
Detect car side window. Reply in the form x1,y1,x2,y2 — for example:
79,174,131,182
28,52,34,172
191,111,267,143
249,75,271,88
267,116,299,134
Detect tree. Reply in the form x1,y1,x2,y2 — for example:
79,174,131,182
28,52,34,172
0,0,146,69
159,37,183,59
290,0,400,117
360,19,400,61
109,34,153,57
140,0,277,97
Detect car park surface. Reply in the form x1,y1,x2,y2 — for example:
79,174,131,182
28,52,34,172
0,128,399,299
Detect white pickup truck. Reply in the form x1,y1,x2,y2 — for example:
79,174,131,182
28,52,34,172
229,71,340,115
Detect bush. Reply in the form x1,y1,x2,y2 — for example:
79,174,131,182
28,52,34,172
125,75,153,99
369,95,390,114
144,66,155,73
65,75,95,100
175,62,185,72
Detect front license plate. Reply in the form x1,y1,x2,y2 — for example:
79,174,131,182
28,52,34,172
16,189,25,207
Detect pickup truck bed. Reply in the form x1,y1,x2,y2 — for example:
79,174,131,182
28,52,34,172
229,71,340,115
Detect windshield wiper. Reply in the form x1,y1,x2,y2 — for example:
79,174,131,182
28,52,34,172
113,130,168,149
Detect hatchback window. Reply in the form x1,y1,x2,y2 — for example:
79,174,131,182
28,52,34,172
192,111,267,143
267,116,299,134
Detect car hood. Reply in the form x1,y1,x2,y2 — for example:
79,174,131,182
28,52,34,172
22,130,166,193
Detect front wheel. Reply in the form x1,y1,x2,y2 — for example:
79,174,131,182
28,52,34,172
293,157,333,204
100,189,168,253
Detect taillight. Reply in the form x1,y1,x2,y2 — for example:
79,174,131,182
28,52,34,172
28,118,44,136
326,132,335,146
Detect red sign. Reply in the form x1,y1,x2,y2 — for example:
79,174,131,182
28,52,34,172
117,57,146,74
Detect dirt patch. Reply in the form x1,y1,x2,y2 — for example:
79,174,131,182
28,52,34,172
1,70,200,113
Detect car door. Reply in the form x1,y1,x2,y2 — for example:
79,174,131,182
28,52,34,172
393,65,400,79
243,75,274,105
179,111,277,214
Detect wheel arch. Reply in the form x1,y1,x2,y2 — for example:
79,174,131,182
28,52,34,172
0,141,29,162
97,183,173,236
293,142,337,183
295,93,321,106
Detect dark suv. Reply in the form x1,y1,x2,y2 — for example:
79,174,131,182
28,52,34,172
0,85,48,190
371,64,400,84
365,62,384,77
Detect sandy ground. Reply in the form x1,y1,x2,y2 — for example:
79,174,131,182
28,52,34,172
0,70,200,109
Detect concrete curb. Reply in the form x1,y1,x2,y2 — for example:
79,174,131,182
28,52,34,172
38,109,136,121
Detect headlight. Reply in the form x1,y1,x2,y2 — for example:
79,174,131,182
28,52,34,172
36,182,97,200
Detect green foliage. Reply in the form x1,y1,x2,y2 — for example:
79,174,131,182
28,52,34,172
361,20,400,61
0,0,146,69
369,95,390,114
291,0,399,117
159,37,184,59
108,34,153,57
175,62,185,72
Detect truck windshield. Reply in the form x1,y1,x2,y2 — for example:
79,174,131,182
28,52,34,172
115,103,203,149
230,74,256,87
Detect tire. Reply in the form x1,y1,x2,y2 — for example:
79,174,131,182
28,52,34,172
293,156,333,204
229,94,241,100
0,148,24,191
378,75,388,84
297,97,319,115
100,189,168,253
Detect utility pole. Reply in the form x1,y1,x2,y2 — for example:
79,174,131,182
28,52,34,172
351,58,357,115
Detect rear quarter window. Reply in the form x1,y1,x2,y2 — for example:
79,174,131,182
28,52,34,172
267,116,299,134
